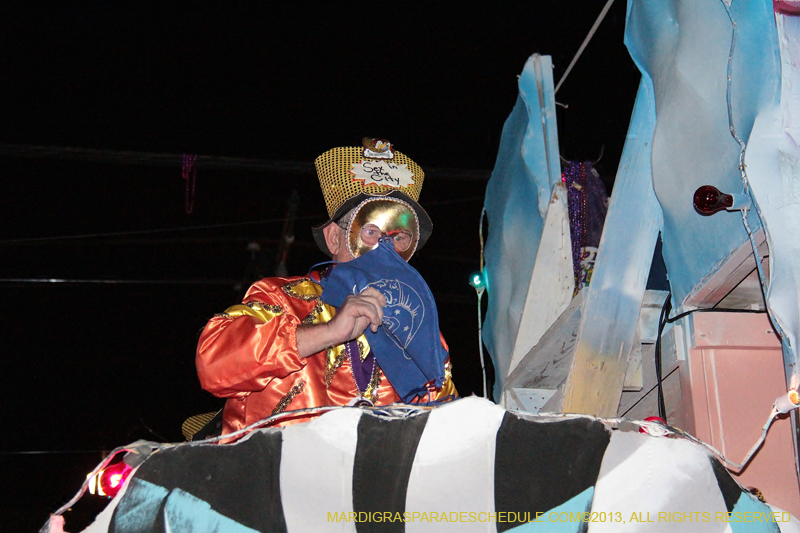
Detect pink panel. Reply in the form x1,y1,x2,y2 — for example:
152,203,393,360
693,312,781,349
685,312,799,515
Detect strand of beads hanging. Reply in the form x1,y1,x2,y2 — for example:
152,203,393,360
562,162,587,287
182,154,198,214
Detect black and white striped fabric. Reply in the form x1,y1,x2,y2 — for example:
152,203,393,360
82,397,798,533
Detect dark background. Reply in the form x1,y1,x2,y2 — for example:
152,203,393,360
0,3,640,531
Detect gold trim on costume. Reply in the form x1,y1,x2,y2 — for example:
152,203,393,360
271,380,306,416
325,346,347,388
280,278,318,300
302,310,321,325
357,339,369,362
281,278,325,324
749,487,767,503
325,336,371,387
181,411,220,441
363,365,382,403
434,362,457,401
222,301,284,323
245,300,284,314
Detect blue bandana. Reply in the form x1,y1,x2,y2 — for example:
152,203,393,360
319,238,448,403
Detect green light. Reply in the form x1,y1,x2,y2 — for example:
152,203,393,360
469,271,485,289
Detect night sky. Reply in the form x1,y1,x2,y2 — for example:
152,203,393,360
0,3,640,530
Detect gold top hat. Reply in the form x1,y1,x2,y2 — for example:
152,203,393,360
313,138,432,257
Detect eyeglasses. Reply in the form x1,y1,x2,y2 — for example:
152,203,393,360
359,224,413,253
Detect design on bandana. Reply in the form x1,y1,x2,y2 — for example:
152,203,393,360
366,279,424,351
319,238,447,402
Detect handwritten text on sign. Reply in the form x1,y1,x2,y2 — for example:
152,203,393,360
350,160,414,188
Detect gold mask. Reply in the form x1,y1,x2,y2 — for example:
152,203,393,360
346,198,420,260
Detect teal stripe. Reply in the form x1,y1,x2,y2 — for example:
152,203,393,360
727,492,782,533
163,487,260,532
113,478,259,533
113,478,168,533
506,486,594,532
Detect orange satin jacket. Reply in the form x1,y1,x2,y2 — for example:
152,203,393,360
196,275,456,435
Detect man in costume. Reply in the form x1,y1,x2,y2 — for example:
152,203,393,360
196,139,456,435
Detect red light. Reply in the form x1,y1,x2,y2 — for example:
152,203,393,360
639,416,668,435
693,185,734,215
98,460,132,498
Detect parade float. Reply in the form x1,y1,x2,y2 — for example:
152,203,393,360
42,0,800,531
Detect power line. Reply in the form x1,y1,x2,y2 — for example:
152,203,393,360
0,278,238,285
0,215,320,245
0,196,484,246
0,450,107,455
555,0,616,94
0,143,492,180
0,143,313,173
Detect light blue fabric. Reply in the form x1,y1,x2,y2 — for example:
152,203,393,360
112,478,168,533
506,486,594,532
728,492,781,533
624,0,779,308
483,55,558,399
113,478,258,533
164,487,260,533
484,2,784,398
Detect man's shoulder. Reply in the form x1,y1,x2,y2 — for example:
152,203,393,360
244,274,323,302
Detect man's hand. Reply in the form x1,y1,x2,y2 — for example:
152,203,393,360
327,287,387,340
296,287,386,358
